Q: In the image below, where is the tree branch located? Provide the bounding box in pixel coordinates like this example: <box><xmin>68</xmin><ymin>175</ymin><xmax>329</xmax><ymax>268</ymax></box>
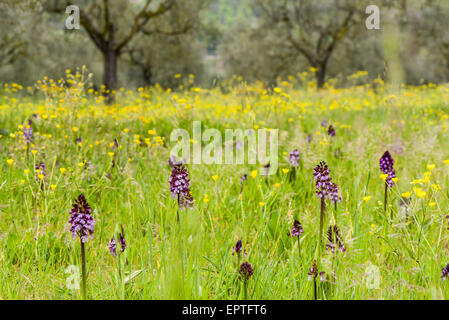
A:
<box><xmin>102</xmin><ymin>0</ymin><xmax>110</xmax><ymax>36</ymax></box>
<box><xmin>45</xmin><ymin>1</ymin><xmax>106</xmax><ymax>51</ymax></box>
<box><xmin>116</xmin><ymin>0</ymin><xmax>174</xmax><ymax>53</ymax></box>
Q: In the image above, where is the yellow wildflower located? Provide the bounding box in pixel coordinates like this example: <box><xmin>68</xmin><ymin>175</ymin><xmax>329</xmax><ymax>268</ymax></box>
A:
<box><xmin>401</xmin><ymin>191</ymin><xmax>412</xmax><ymax>198</ymax></box>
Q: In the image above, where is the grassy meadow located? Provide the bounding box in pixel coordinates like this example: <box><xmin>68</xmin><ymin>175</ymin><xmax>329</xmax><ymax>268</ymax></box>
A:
<box><xmin>1</xmin><ymin>69</ymin><xmax>449</xmax><ymax>299</ymax></box>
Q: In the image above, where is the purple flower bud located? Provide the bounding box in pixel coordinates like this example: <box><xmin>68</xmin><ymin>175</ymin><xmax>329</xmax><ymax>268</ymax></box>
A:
<box><xmin>329</xmin><ymin>182</ymin><xmax>342</xmax><ymax>203</ymax></box>
<box><xmin>321</xmin><ymin>118</ymin><xmax>328</xmax><ymax>128</ymax></box>
<box><xmin>313</xmin><ymin>161</ymin><xmax>341</xmax><ymax>201</ymax></box>
<box><xmin>319</xmin><ymin>272</ymin><xmax>326</xmax><ymax>282</ymax></box>
<box><xmin>327</xmin><ymin>125</ymin><xmax>336</xmax><ymax>137</ymax></box>
<box><xmin>23</xmin><ymin>126</ymin><xmax>33</xmax><ymax>144</ymax></box>
<box><xmin>119</xmin><ymin>233</ymin><xmax>126</xmax><ymax>252</ymax></box>
<box><xmin>289</xmin><ymin>150</ymin><xmax>300</xmax><ymax>167</ymax></box>
<box><xmin>169</xmin><ymin>161</ymin><xmax>194</xmax><ymax>208</ymax></box>
<box><xmin>239</xmin><ymin>262</ymin><xmax>254</xmax><ymax>281</ymax></box>
<box><xmin>441</xmin><ymin>263</ymin><xmax>449</xmax><ymax>280</ymax></box>
<box><xmin>109</xmin><ymin>238</ymin><xmax>117</xmax><ymax>257</ymax></box>
<box><xmin>168</xmin><ymin>155</ymin><xmax>182</xmax><ymax>167</ymax></box>
<box><xmin>326</xmin><ymin>225</ymin><xmax>346</xmax><ymax>253</ymax></box>
<box><xmin>307</xmin><ymin>260</ymin><xmax>325</xmax><ymax>281</ymax></box>
<box><xmin>289</xmin><ymin>219</ymin><xmax>303</xmax><ymax>237</ymax></box>
<box><xmin>69</xmin><ymin>194</ymin><xmax>95</xmax><ymax>243</ymax></box>
<box><xmin>313</xmin><ymin>161</ymin><xmax>333</xmax><ymax>199</ymax></box>
<box><xmin>307</xmin><ymin>134</ymin><xmax>312</xmax><ymax>143</ymax></box>
<box><xmin>232</xmin><ymin>240</ymin><xmax>244</xmax><ymax>256</ymax></box>
<box><xmin>380</xmin><ymin>151</ymin><xmax>396</xmax><ymax>188</ymax></box>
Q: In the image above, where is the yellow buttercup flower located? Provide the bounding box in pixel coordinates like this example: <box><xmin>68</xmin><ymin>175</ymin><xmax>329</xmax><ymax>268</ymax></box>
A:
<box><xmin>50</xmin><ymin>184</ymin><xmax>56</xmax><ymax>190</ymax></box>
<box><xmin>427</xmin><ymin>164</ymin><xmax>435</xmax><ymax>171</ymax></box>
<box><xmin>363</xmin><ymin>196</ymin><xmax>371</xmax><ymax>202</ymax></box>
<box><xmin>429</xmin><ymin>202</ymin><xmax>436</xmax><ymax>207</ymax></box>
<box><xmin>282</xmin><ymin>168</ymin><xmax>289</xmax><ymax>174</ymax></box>
<box><xmin>6</xmin><ymin>159</ymin><xmax>14</xmax><ymax>166</ymax></box>
<box><xmin>60</xmin><ymin>168</ymin><xmax>67</xmax><ymax>174</ymax></box>
<box><xmin>379</xmin><ymin>173</ymin><xmax>388</xmax><ymax>181</ymax></box>
<box><xmin>416</xmin><ymin>190</ymin><xmax>426</xmax><ymax>199</ymax></box>
<box><xmin>401</xmin><ymin>191</ymin><xmax>412</xmax><ymax>198</ymax></box>
<box><xmin>250</xmin><ymin>170</ymin><xmax>258</xmax><ymax>178</ymax></box>
<box><xmin>24</xmin><ymin>169</ymin><xmax>30</xmax><ymax>175</ymax></box>
<box><xmin>211</xmin><ymin>175</ymin><xmax>218</xmax><ymax>181</ymax></box>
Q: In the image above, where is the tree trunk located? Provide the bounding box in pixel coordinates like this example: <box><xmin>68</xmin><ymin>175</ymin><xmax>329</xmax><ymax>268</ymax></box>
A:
<box><xmin>316</xmin><ymin>62</ymin><xmax>327</xmax><ymax>88</ymax></box>
<box><xmin>103</xmin><ymin>25</ymin><xmax>118</xmax><ymax>104</ymax></box>
<box><xmin>316</xmin><ymin>54</ymin><xmax>332</xmax><ymax>89</ymax></box>
<box><xmin>143</xmin><ymin>66</ymin><xmax>153</xmax><ymax>87</ymax></box>
<box><xmin>103</xmin><ymin>49</ymin><xmax>118</xmax><ymax>103</ymax></box>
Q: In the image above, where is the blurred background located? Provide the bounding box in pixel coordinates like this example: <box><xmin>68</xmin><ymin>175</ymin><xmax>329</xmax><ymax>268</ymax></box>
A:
<box><xmin>1</xmin><ymin>0</ymin><xmax>449</xmax><ymax>90</ymax></box>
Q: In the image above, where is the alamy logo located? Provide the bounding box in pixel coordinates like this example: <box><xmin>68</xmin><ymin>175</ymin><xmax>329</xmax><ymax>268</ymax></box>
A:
<box><xmin>365</xmin><ymin>264</ymin><xmax>381</xmax><ymax>289</ymax></box>
<box><xmin>170</xmin><ymin>121</ymin><xmax>279</xmax><ymax>174</ymax></box>
<box><xmin>365</xmin><ymin>5</ymin><xmax>380</xmax><ymax>30</ymax></box>
<box><xmin>65</xmin><ymin>265</ymin><xmax>80</xmax><ymax>290</ymax></box>
<box><xmin>65</xmin><ymin>5</ymin><xmax>80</xmax><ymax>30</ymax></box>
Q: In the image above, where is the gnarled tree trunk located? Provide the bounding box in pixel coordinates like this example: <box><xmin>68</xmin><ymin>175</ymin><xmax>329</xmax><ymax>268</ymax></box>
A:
<box><xmin>102</xmin><ymin>25</ymin><xmax>118</xmax><ymax>103</ymax></box>
<box><xmin>315</xmin><ymin>59</ymin><xmax>329</xmax><ymax>89</ymax></box>
<box><xmin>103</xmin><ymin>49</ymin><xmax>118</xmax><ymax>98</ymax></box>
